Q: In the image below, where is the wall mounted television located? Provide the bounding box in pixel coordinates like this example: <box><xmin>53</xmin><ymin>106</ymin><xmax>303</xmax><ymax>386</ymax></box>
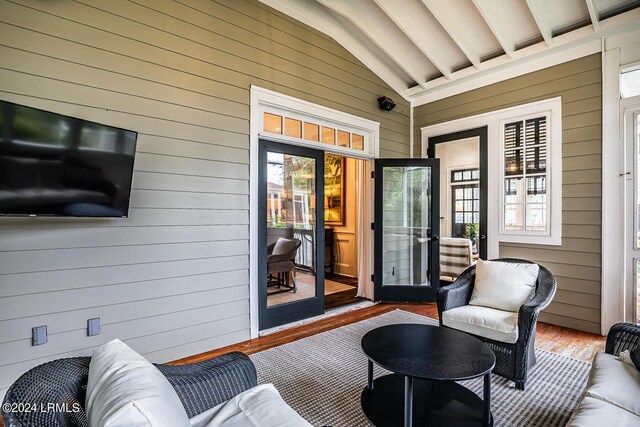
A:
<box><xmin>0</xmin><ymin>100</ymin><xmax>138</xmax><ymax>217</ymax></box>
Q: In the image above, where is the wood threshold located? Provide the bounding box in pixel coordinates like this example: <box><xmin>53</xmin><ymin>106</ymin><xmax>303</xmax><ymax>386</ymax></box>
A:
<box><xmin>171</xmin><ymin>302</ymin><xmax>605</xmax><ymax>365</ymax></box>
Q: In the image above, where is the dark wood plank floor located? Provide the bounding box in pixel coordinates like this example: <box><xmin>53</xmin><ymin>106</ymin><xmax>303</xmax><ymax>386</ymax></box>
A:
<box><xmin>171</xmin><ymin>302</ymin><xmax>605</xmax><ymax>365</ymax></box>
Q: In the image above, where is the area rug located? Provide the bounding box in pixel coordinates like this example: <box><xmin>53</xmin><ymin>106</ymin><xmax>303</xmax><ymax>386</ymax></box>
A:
<box><xmin>250</xmin><ymin>309</ymin><xmax>591</xmax><ymax>427</ymax></box>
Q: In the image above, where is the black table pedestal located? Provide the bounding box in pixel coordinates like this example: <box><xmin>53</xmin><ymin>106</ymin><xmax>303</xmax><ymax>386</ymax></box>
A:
<box><xmin>361</xmin><ymin>374</ymin><xmax>493</xmax><ymax>427</ymax></box>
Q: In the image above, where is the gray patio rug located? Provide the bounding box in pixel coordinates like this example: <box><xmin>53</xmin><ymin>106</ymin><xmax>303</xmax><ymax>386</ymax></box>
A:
<box><xmin>250</xmin><ymin>309</ymin><xmax>590</xmax><ymax>427</ymax></box>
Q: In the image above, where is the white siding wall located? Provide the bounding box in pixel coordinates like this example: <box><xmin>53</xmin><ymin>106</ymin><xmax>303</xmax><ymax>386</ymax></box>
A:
<box><xmin>0</xmin><ymin>0</ymin><xmax>410</xmax><ymax>397</ymax></box>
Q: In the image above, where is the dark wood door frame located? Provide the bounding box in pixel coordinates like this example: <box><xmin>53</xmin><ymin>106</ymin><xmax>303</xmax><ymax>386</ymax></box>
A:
<box><xmin>258</xmin><ymin>140</ymin><xmax>325</xmax><ymax>330</ymax></box>
<box><xmin>427</xmin><ymin>127</ymin><xmax>488</xmax><ymax>259</ymax></box>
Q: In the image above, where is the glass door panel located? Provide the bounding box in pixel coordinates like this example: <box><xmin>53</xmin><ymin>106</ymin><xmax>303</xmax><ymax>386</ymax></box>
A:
<box><xmin>374</xmin><ymin>159</ymin><xmax>440</xmax><ymax>302</ymax></box>
<box><xmin>259</xmin><ymin>140</ymin><xmax>324</xmax><ymax>330</ymax></box>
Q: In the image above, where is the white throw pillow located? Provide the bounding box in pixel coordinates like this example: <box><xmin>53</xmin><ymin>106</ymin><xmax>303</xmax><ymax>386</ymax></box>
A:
<box><xmin>469</xmin><ymin>259</ymin><xmax>539</xmax><ymax>312</ymax></box>
<box><xmin>86</xmin><ymin>339</ymin><xmax>191</xmax><ymax>427</ymax></box>
<box><xmin>189</xmin><ymin>384</ymin><xmax>311</xmax><ymax>427</ymax></box>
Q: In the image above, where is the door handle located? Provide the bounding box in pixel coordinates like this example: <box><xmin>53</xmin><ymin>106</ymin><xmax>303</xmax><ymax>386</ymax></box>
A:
<box><xmin>480</xmin><ymin>235</ymin><xmax>486</xmax><ymax>240</ymax></box>
<box><xmin>432</xmin><ymin>236</ymin><xmax>439</xmax><ymax>241</ymax></box>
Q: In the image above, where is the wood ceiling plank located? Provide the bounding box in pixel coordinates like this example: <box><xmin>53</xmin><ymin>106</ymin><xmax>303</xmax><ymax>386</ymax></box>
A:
<box><xmin>316</xmin><ymin>0</ymin><xmax>432</xmax><ymax>87</ymax></box>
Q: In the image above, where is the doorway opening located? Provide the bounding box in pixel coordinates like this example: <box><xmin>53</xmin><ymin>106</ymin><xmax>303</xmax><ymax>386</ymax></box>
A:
<box><xmin>428</xmin><ymin>127</ymin><xmax>488</xmax><ymax>283</ymax></box>
<box><xmin>260</xmin><ymin>139</ymin><xmax>367</xmax><ymax>329</ymax></box>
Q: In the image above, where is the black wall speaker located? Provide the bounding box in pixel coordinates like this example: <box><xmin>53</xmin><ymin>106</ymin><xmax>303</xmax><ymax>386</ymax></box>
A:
<box><xmin>377</xmin><ymin>96</ymin><xmax>397</xmax><ymax>111</ymax></box>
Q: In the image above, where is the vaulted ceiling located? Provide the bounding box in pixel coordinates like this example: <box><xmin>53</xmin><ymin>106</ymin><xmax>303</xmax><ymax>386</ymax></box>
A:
<box><xmin>259</xmin><ymin>0</ymin><xmax>640</xmax><ymax>104</ymax></box>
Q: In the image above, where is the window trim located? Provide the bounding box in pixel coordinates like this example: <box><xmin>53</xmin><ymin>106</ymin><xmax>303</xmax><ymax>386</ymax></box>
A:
<box><xmin>499</xmin><ymin>111</ymin><xmax>552</xmax><ymax>239</ymax></box>
<box><xmin>498</xmin><ymin>105</ymin><xmax>561</xmax><ymax>245</ymax></box>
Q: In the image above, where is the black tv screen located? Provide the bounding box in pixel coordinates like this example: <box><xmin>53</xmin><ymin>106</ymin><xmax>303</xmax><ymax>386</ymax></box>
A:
<box><xmin>0</xmin><ymin>100</ymin><xmax>137</xmax><ymax>217</ymax></box>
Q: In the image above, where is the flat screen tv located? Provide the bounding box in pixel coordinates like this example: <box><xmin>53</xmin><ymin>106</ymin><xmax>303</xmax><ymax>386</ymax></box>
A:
<box><xmin>0</xmin><ymin>100</ymin><xmax>137</xmax><ymax>217</ymax></box>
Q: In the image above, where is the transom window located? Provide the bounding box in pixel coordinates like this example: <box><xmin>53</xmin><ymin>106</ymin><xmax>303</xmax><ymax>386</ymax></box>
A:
<box><xmin>263</xmin><ymin>112</ymin><xmax>366</xmax><ymax>153</ymax></box>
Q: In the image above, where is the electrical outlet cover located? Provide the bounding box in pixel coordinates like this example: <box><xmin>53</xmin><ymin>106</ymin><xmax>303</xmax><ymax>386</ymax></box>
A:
<box><xmin>32</xmin><ymin>325</ymin><xmax>47</xmax><ymax>346</ymax></box>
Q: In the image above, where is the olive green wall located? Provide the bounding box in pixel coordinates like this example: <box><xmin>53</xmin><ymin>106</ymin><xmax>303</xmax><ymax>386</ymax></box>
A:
<box><xmin>0</xmin><ymin>0</ymin><xmax>409</xmax><ymax>397</ymax></box>
<box><xmin>414</xmin><ymin>54</ymin><xmax>602</xmax><ymax>334</ymax></box>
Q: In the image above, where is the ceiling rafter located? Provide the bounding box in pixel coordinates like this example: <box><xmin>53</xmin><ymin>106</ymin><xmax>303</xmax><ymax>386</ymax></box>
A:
<box><xmin>585</xmin><ymin>0</ymin><xmax>601</xmax><ymax>31</ymax></box>
<box><xmin>420</xmin><ymin>0</ymin><xmax>481</xmax><ymax>69</ymax></box>
<box><xmin>372</xmin><ymin>0</ymin><xmax>452</xmax><ymax>80</ymax></box>
<box><xmin>471</xmin><ymin>0</ymin><xmax>516</xmax><ymax>58</ymax></box>
<box><xmin>257</xmin><ymin>0</ymin><xmax>412</xmax><ymax>100</ymax></box>
<box><xmin>525</xmin><ymin>0</ymin><xmax>554</xmax><ymax>46</ymax></box>
<box><xmin>315</xmin><ymin>0</ymin><xmax>430</xmax><ymax>88</ymax></box>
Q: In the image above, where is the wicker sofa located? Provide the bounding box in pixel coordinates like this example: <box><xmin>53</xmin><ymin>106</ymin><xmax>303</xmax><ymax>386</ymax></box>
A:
<box><xmin>1</xmin><ymin>351</ymin><xmax>257</xmax><ymax>427</ymax></box>
<box><xmin>566</xmin><ymin>323</ymin><xmax>640</xmax><ymax>426</ymax></box>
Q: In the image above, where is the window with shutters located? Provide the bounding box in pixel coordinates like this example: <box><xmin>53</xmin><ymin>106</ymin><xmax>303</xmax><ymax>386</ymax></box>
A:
<box><xmin>500</xmin><ymin>111</ymin><xmax>556</xmax><ymax>242</ymax></box>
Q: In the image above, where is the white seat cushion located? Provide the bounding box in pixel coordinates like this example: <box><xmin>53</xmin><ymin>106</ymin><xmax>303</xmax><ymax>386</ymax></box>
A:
<box><xmin>442</xmin><ymin>305</ymin><xmax>519</xmax><ymax>344</ymax></box>
<box><xmin>189</xmin><ymin>384</ymin><xmax>311</xmax><ymax>427</ymax></box>
<box><xmin>469</xmin><ymin>259</ymin><xmax>539</xmax><ymax>312</ymax></box>
<box><xmin>86</xmin><ymin>339</ymin><xmax>191</xmax><ymax>427</ymax></box>
<box><xmin>565</xmin><ymin>396</ymin><xmax>640</xmax><ymax>427</ymax></box>
<box><xmin>584</xmin><ymin>352</ymin><xmax>640</xmax><ymax>417</ymax></box>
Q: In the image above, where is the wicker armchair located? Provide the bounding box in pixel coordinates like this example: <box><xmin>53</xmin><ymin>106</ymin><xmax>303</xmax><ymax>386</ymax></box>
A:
<box><xmin>1</xmin><ymin>351</ymin><xmax>257</xmax><ymax>427</ymax></box>
<box><xmin>436</xmin><ymin>258</ymin><xmax>557</xmax><ymax>391</ymax></box>
<box><xmin>605</xmin><ymin>322</ymin><xmax>640</xmax><ymax>356</ymax></box>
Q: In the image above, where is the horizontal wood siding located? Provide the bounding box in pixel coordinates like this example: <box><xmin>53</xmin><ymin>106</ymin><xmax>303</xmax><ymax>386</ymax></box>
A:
<box><xmin>0</xmin><ymin>0</ymin><xmax>409</xmax><ymax>396</ymax></box>
<box><xmin>414</xmin><ymin>54</ymin><xmax>602</xmax><ymax>334</ymax></box>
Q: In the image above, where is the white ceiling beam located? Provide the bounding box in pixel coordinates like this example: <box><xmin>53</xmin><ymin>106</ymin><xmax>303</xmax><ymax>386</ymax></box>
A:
<box><xmin>256</xmin><ymin>0</ymin><xmax>412</xmax><ymax>100</ymax></box>
<box><xmin>315</xmin><ymin>0</ymin><xmax>430</xmax><ymax>88</ymax></box>
<box><xmin>420</xmin><ymin>0</ymin><xmax>481</xmax><ymax>69</ymax></box>
<box><xmin>411</xmin><ymin>8</ymin><xmax>640</xmax><ymax>104</ymax></box>
<box><xmin>373</xmin><ymin>0</ymin><xmax>452</xmax><ymax>79</ymax></box>
<box><xmin>585</xmin><ymin>0</ymin><xmax>601</xmax><ymax>31</ymax></box>
<box><xmin>525</xmin><ymin>0</ymin><xmax>554</xmax><ymax>46</ymax></box>
<box><xmin>471</xmin><ymin>0</ymin><xmax>516</xmax><ymax>57</ymax></box>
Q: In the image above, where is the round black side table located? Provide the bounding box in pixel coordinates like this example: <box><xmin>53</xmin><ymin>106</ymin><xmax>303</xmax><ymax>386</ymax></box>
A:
<box><xmin>361</xmin><ymin>323</ymin><xmax>495</xmax><ymax>427</ymax></box>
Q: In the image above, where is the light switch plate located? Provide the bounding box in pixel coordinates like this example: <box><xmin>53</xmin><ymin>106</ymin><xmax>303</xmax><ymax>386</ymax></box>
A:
<box><xmin>32</xmin><ymin>325</ymin><xmax>47</xmax><ymax>346</ymax></box>
<box><xmin>88</xmin><ymin>318</ymin><xmax>100</xmax><ymax>336</ymax></box>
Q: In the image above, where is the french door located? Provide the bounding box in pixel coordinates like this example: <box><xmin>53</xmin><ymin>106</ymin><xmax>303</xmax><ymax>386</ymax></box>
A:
<box><xmin>374</xmin><ymin>159</ymin><xmax>440</xmax><ymax>302</ymax></box>
<box><xmin>258</xmin><ymin>140</ymin><xmax>324</xmax><ymax>330</ymax></box>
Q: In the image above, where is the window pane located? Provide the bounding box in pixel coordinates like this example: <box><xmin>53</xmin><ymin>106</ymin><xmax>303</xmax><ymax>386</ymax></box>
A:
<box><xmin>352</xmin><ymin>133</ymin><xmax>364</xmax><ymax>150</ymax></box>
<box><xmin>473</xmin><ymin>200</ymin><xmax>480</xmax><ymax>211</ymax></box>
<box><xmin>473</xmin><ymin>187</ymin><xmax>479</xmax><ymax>199</ymax></box>
<box><xmin>455</xmin><ymin>188</ymin><xmax>464</xmax><ymax>199</ymax></box>
<box><xmin>526</xmin><ymin>204</ymin><xmax>547</xmax><ymax>232</ymax></box>
<box><xmin>527</xmin><ymin>176</ymin><xmax>546</xmax><ymax>203</ymax></box>
<box><xmin>504</xmin><ymin>121</ymin><xmax>523</xmax><ymax>149</ymax></box>
<box><xmin>526</xmin><ymin>145</ymin><xmax>547</xmax><ymax>174</ymax></box>
<box><xmin>454</xmin><ymin>171</ymin><xmax>462</xmax><ymax>181</ymax></box>
<box><xmin>472</xmin><ymin>170</ymin><xmax>480</xmax><ymax>180</ymax></box>
<box><xmin>464</xmin><ymin>213</ymin><xmax>473</xmax><ymax>223</ymax></box>
<box><xmin>464</xmin><ymin>200</ymin><xmax>472</xmax><ymax>211</ymax></box>
<box><xmin>505</xmin><ymin>149</ymin><xmax>523</xmax><ymax>176</ymax></box>
<box><xmin>464</xmin><ymin>188</ymin><xmax>473</xmax><ymax>199</ymax></box>
<box><xmin>463</xmin><ymin>170</ymin><xmax>471</xmax><ymax>180</ymax></box>
<box><xmin>455</xmin><ymin>213</ymin><xmax>464</xmax><ymax>223</ymax></box>
<box><xmin>264</xmin><ymin>113</ymin><xmax>282</xmax><ymax>134</ymax></box>
<box><xmin>505</xmin><ymin>178</ymin><xmax>523</xmax><ymax>204</ymax></box>
<box><xmin>284</xmin><ymin>117</ymin><xmax>302</xmax><ymax>138</ymax></box>
<box><xmin>505</xmin><ymin>204</ymin><xmax>524</xmax><ymax>231</ymax></box>
<box><xmin>455</xmin><ymin>201</ymin><xmax>463</xmax><ymax>211</ymax></box>
<box><xmin>620</xmin><ymin>68</ymin><xmax>640</xmax><ymax>98</ymax></box>
<box><xmin>304</xmin><ymin>122</ymin><xmax>319</xmax><ymax>142</ymax></box>
<box><xmin>473</xmin><ymin>213</ymin><xmax>480</xmax><ymax>223</ymax></box>
<box><xmin>321</xmin><ymin>127</ymin><xmax>335</xmax><ymax>145</ymax></box>
<box><xmin>337</xmin><ymin>130</ymin><xmax>350</xmax><ymax>147</ymax></box>
<box><xmin>525</xmin><ymin>117</ymin><xmax>546</xmax><ymax>146</ymax></box>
